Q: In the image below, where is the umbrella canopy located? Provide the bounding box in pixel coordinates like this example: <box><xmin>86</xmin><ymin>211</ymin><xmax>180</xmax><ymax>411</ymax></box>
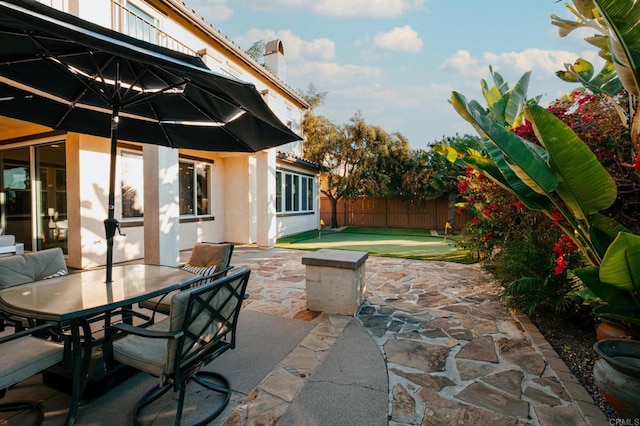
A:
<box><xmin>0</xmin><ymin>0</ymin><xmax>303</xmax><ymax>281</ymax></box>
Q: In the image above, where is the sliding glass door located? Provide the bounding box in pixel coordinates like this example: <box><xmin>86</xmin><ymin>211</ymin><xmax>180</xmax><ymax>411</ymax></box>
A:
<box><xmin>0</xmin><ymin>142</ymin><xmax>66</xmax><ymax>252</ymax></box>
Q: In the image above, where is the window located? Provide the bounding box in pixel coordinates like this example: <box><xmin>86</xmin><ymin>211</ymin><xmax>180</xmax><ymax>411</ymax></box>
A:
<box><xmin>124</xmin><ymin>1</ymin><xmax>157</xmax><ymax>44</ymax></box>
<box><xmin>121</xmin><ymin>150</ymin><xmax>144</xmax><ymax>218</ymax></box>
<box><xmin>276</xmin><ymin>170</ymin><xmax>314</xmax><ymax>213</ymax></box>
<box><xmin>179</xmin><ymin>160</ymin><xmax>211</xmax><ymax>216</ymax></box>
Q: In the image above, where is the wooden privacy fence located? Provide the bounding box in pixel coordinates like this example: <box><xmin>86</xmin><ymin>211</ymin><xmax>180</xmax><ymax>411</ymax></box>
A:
<box><xmin>320</xmin><ymin>196</ymin><xmax>472</xmax><ymax>232</ymax></box>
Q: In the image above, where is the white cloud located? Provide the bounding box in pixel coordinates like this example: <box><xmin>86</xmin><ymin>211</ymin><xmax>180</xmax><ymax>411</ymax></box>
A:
<box><xmin>440</xmin><ymin>50</ymin><xmax>486</xmax><ymax>81</ymax></box>
<box><xmin>441</xmin><ymin>48</ymin><xmax>604</xmax><ymax>86</ymax></box>
<box><xmin>234</xmin><ymin>29</ymin><xmax>335</xmax><ymax>62</ymax></box>
<box><xmin>374</xmin><ymin>26</ymin><xmax>423</xmax><ymax>53</ymax></box>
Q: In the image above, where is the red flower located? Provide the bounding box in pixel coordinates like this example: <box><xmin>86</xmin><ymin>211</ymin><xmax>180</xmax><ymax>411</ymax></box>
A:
<box><xmin>465</xmin><ymin>166</ymin><xmax>475</xmax><ymax>178</ymax></box>
<box><xmin>457</xmin><ymin>179</ymin><xmax>469</xmax><ymax>192</ymax></box>
<box><xmin>559</xmin><ymin>235</ymin><xmax>578</xmax><ymax>251</ymax></box>
<box><xmin>633</xmin><ymin>155</ymin><xmax>640</xmax><ymax>170</ymax></box>
<box><xmin>456</xmin><ymin>207</ymin><xmax>464</xmax><ymax>214</ymax></box>
<box><xmin>472</xmin><ymin>216</ymin><xmax>481</xmax><ymax>224</ymax></box>
<box><xmin>554</xmin><ymin>255</ymin><xmax>568</xmax><ymax>275</ymax></box>
<box><xmin>482</xmin><ymin>231</ymin><xmax>494</xmax><ymax>241</ymax></box>
<box><xmin>553</xmin><ymin>242</ymin><xmax>565</xmax><ymax>256</ymax></box>
<box><xmin>514</xmin><ymin>200</ymin><xmax>524</xmax><ymax>210</ymax></box>
<box><xmin>551</xmin><ymin>210</ymin><xmax>564</xmax><ymax>225</ymax></box>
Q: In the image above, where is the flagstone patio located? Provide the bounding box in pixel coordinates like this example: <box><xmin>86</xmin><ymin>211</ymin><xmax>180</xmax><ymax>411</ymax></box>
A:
<box><xmin>0</xmin><ymin>245</ymin><xmax>611</xmax><ymax>425</ymax></box>
<box><xmin>229</xmin><ymin>246</ymin><xmax>609</xmax><ymax>425</ymax></box>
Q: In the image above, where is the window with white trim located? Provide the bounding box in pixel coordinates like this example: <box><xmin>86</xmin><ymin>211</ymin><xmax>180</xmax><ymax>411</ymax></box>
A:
<box><xmin>179</xmin><ymin>160</ymin><xmax>211</xmax><ymax>216</ymax></box>
<box><xmin>276</xmin><ymin>170</ymin><xmax>313</xmax><ymax>213</ymax></box>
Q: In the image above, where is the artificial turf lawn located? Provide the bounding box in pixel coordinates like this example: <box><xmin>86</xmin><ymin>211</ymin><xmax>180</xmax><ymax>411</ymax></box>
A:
<box><xmin>276</xmin><ymin>227</ymin><xmax>476</xmax><ymax>263</ymax></box>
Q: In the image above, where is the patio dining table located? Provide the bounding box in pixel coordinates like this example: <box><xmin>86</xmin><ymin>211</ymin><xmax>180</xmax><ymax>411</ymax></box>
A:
<box><xmin>0</xmin><ymin>263</ymin><xmax>200</xmax><ymax>426</ymax></box>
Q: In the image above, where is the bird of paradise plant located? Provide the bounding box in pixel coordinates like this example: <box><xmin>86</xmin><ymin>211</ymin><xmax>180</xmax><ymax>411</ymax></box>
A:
<box><xmin>436</xmin><ymin>63</ymin><xmax>640</xmax><ymax>326</ymax></box>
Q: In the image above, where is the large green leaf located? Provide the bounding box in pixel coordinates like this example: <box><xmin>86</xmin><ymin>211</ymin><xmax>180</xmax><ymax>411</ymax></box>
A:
<box><xmin>489</xmin><ymin>94</ymin><xmax>508</xmax><ymax>126</ymax></box>
<box><xmin>524</xmin><ymin>104</ymin><xmax>617</xmax><ymax>220</ymax></box>
<box><xmin>451</xmin><ymin>92</ymin><xmax>558</xmax><ymax>197</ymax></box>
<box><xmin>482</xmin><ymin>140</ymin><xmax>551</xmax><ymax>210</ymax></box>
<box><xmin>593</xmin><ymin>305</ymin><xmax>640</xmax><ymax>325</ymax></box>
<box><xmin>504</xmin><ymin>71</ymin><xmax>531</xmax><ymax>127</ymax></box>
<box><xmin>594</xmin><ymin>0</ymin><xmax>640</xmax><ymax>96</ymax></box>
<box><xmin>475</xmin><ymin>140</ymin><xmax>550</xmax><ymax>210</ymax></box>
<box><xmin>575</xmin><ymin>266</ymin><xmax>638</xmax><ymax>309</ymax></box>
<box><xmin>600</xmin><ymin>232</ymin><xmax>640</xmax><ymax>291</ymax></box>
<box><xmin>590</xmin><ymin>213</ymin><xmax>632</xmax><ymax>257</ymax></box>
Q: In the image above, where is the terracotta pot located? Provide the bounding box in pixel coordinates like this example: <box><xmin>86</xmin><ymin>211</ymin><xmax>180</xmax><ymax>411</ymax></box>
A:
<box><xmin>593</xmin><ymin>339</ymin><xmax>640</xmax><ymax>418</ymax></box>
<box><xmin>595</xmin><ymin>319</ymin><xmax>629</xmax><ymax>341</ymax></box>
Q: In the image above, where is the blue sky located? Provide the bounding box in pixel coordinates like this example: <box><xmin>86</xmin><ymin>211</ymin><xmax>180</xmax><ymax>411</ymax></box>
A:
<box><xmin>183</xmin><ymin>0</ymin><xmax>603</xmax><ymax>150</ymax></box>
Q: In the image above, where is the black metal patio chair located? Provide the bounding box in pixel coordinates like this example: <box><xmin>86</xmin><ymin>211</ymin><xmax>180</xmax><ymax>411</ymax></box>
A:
<box><xmin>0</xmin><ymin>322</ymin><xmax>64</xmax><ymax>424</ymax></box>
<box><xmin>109</xmin><ymin>267</ymin><xmax>250</xmax><ymax>425</ymax></box>
<box><xmin>138</xmin><ymin>242</ymin><xmax>234</xmax><ymax>322</ymax></box>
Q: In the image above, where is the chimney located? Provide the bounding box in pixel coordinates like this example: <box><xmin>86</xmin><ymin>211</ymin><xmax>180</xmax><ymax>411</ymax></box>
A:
<box><xmin>264</xmin><ymin>39</ymin><xmax>286</xmax><ymax>81</ymax></box>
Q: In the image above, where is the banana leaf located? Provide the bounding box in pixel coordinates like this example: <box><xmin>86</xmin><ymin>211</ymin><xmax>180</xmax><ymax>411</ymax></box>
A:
<box><xmin>599</xmin><ymin>232</ymin><xmax>640</xmax><ymax>291</ymax></box>
<box><xmin>590</xmin><ymin>213</ymin><xmax>632</xmax><ymax>257</ymax></box>
<box><xmin>524</xmin><ymin>104</ymin><xmax>617</xmax><ymax>220</ymax></box>
<box><xmin>575</xmin><ymin>266</ymin><xmax>639</xmax><ymax>311</ymax></box>
<box><xmin>570</xmin><ymin>58</ymin><xmax>595</xmax><ymax>81</ymax></box>
<box><xmin>451</xmin><ymin>92</ymin><xmax>558</xmax><ymax>196</ymax></box>
<box><xmin>594</xmin><ymin>0</ymin><xmax>640</xmax><ymax>96</ymax></box>
<box><xmin>489</xmin><ymin>94</ymin><xmax>508</xmax><ymax>126</ymax></box>
<box><xmin>481</xmin><ymin>140</ymin><xmax>551</xmax><ymax>210</ymax></box>
<box><xmin>504</xmin><ymin>71</ymin><xmax>531</xmax><ymax>128</ymax></box>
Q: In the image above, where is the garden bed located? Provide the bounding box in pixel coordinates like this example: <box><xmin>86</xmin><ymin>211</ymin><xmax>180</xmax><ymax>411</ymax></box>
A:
<box><xmin>530</xmin><ymin>313</ymin><xmax>617</xmax><ymax>420</ymax></box>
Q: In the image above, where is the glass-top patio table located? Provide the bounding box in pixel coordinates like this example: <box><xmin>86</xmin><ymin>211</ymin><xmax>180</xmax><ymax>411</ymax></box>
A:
<box><xmin>0</xmin><ymin>263</ymin><xmax>200</xmax><ymax>426</ymax></box>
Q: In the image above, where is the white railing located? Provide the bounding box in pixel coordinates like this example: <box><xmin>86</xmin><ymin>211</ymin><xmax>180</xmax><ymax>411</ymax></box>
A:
<box><xmin>112</xmin><ymin>1</ymin><xmax>196</xmax><ymax>56</ymax></box>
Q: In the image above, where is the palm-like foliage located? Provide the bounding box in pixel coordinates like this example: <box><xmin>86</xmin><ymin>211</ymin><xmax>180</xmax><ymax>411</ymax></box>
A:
<box><xmin>445</xmin><ymin>65</ymin><xmax>640</xmax><ymax>324</ymax></box>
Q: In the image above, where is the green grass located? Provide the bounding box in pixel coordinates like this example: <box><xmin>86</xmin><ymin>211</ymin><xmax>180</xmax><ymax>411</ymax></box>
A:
<box><xmin>276</xmin><ymin>227</ymin><xmax>477</xmax><ymax>264</ymax></box>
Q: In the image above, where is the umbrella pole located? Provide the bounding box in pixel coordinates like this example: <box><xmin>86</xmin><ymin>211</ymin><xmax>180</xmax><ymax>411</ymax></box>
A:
<box><xmin>104</xmin><ymin>104</ymin><xmax>120</xmax><ymax>283</ymax></box>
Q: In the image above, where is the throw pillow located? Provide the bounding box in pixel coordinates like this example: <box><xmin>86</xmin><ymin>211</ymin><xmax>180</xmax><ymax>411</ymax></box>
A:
<box><xmin>182</xmin><ymin>264</ymin><xmax>217</xmax><ymax>282</ymax></box>
<box><xmin>43</xmin><ymin>269</ymin><xmax>68</xmax><ymax>279</ymax></box>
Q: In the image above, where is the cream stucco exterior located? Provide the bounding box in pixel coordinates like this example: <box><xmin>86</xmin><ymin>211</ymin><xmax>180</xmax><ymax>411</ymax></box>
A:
<box><xmin>0</xmin><ymin>0</ymin><xmax>318</xmax><ymax>270</ymax></box>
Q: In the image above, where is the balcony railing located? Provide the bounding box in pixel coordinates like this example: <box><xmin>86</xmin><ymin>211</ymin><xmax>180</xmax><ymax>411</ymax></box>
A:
<box><xmin>112</xmin><ymin>1</ymin><xmax>196</xmax><ymax>56</ymax></box>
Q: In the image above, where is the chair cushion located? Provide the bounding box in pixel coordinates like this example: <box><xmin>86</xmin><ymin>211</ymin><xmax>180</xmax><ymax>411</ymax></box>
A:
<box><xmin>187</xmin><ymin>243</ymin><xmax>232</xmax><ymax>271</ymax></box>
<box><xmin>0</xmin><ymin>248</ymin><xmax>67</xmax><ymax>288</ymax></box>
<box><xmin>167</xmin><ymin>286</ymin><xmax>225</xmax><ymax>372</ymax></box>
<box><xmin>112</xmin><ymin>319</ymin><xmax>171</xmax><ymax>377</ymax></box>
<box><xmin>138</xmin><ymin>263</ymin><xmax>217</xmax><ymax>313</ymax></box>
<box><xmin>0</xmin><ymin>336</ymin><xmax>63</xmax><ymax>390</ymax></box>
<box><xmin>138</xmin><ymin>289</ymin><xmax>179</xmax><ymax>314</ymax></box>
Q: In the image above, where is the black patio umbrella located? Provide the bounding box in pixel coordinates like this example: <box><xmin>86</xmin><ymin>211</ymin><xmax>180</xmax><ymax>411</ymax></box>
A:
<box><xmin>0</xmin><ymin>0</ymin><xmax>302</xmax><ymax>282</ymax></box>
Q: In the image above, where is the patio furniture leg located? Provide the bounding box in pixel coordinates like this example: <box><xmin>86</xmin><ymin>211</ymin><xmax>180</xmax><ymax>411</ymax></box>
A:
<box><xmin>64</xmin><ymin>318</ymin><xmax>93</xmax><ymax>426</ymax></box>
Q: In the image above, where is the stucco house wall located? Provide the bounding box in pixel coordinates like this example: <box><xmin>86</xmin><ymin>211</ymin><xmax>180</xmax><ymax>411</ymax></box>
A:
<box><xmin>0</xmin><ymin>0</ymin><xmax>314</xmax><ymax>270</ymax></box>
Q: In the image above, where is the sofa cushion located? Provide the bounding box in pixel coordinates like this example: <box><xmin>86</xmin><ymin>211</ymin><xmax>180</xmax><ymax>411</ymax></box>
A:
<box><xmin>0</xmin><ymin>248</ymin><xmax>68</xmax><ymax>288</ymax></box>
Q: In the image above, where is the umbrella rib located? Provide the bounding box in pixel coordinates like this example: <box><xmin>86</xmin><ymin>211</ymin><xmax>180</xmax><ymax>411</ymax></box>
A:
<box><xmin>25</xmin><ymin>31</ymin><xmax>113</xmax><ymax>106</ymax></box>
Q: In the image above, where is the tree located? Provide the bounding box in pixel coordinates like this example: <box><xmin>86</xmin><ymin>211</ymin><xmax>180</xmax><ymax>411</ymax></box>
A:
<box><xmin>303</xmin><ymin>111</ymin><xmax>394</xmax><ymax>228</ymax></box>
<box><xmin>399</xmin><ymin>136</ymin><xmax>475</xmax><ymax>232</ymax></box>
<box><xmin>245</xmin><ymin>40</ymin><xmax>265</xmax><ymax>65</ymax></box>
<box><xmin>300</xmin><ymin>82</ymin><xmax>327</xmax><ymax>110</ymax></box>
<box><xmin>362</xmin><ymin>131</ymin><xmax>411</xmax><ymax>197</ymax></box>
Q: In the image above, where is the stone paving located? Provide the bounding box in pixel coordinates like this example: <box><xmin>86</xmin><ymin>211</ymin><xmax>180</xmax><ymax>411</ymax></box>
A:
<box><xmin>220</xmin><ymin>246</ymin><xmax>609</xmax><ymax>425</ymax></box>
